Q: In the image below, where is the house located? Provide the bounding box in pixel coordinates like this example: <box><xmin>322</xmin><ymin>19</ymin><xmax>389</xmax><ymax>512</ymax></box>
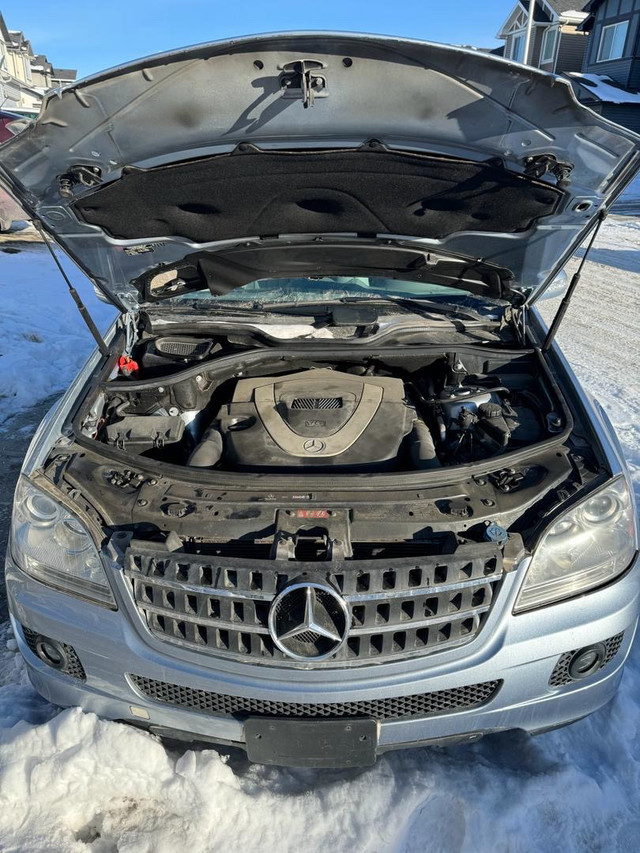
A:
<box><xmin>0</xmin><ymin>17</ymin><xmax>42</xmax><ymax>114</ymax></box>
<box><xmin>567</xmin><ymin>0</ymin><xmax>640</xmax><ymax>132</ymax></box>
<box><xmin>30</xmin><ymin>53</ymin><xmax>54</xmax><ymax>90</ymax></box>
<box><xmin>0</xmin><ymin>12</ymin><xmax>77</xmax><ymax>116</ymax></box>
<box><xmin>51</xmin><ymin>68</ymin><xmax>77</xmax><ymax>88</ymax></box>
<box><xmin>496</xmin><ymin>1</ymin><xmax>589</xmax><ymax>72</ymax></box>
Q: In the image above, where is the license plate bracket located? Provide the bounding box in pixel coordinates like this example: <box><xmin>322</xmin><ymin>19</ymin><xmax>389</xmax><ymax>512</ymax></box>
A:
<box><xmin>244</xmin><ymin>717</ymin><xmax>378</xmax><ymax>768</ymax></box>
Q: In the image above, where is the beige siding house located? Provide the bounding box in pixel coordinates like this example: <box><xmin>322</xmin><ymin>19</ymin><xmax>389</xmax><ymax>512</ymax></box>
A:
<box><xmin>0</xmin><ymin>12</ymin><xmax>77</xmax><ymax>116</ymax></box>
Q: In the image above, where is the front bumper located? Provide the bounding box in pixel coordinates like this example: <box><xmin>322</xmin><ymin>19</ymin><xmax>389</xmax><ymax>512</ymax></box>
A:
<box><xmin>6</xmin><ymin>553</ymin><xmax>639</xmax><ymax>764</ymax></box>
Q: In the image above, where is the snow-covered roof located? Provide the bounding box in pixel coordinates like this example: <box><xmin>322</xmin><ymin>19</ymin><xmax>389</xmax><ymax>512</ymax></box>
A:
<box><xmin>567</xmin><ymin>73</ymin><xmax>640</xmax><ymax>105</ymax></box>
<box><xmin>562</xmin><ymin>10</ymin><xmax>589</xmax><ymax>24</ymax></box>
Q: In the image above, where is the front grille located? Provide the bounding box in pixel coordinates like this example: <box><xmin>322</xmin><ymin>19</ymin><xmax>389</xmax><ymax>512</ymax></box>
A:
<box><xmin>129</xmin><ymin>674</ymin><xmax>501</xmax><ymax>720</ymax></box>
<box><xmin>21</xmin><ymin>625</ymin><xmax>86</xmax><ymax>681</ymax></box>
<box><xmin>291</xmin><ymin>397</ymin><xmax>343</xmax><ymax>409</ymax></box>
<box><xmin>125</xmin><ymin>543</ymin><xmax>504</xmax><ymax>667</ymax></box>
<box><xmin>549</xmin><ymin>633</ymin><xmax>624</xmax><ymax>687</ymax></box>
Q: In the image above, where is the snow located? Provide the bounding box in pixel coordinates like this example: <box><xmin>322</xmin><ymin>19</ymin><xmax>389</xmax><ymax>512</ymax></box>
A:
<box><xmin>0</xmin><ymin>216</ymin><xmax>638</xmax><ymax>851</ymax></box>
<box><xmin>614</xmin><ymin>174</ymin><xmax>640</xmax><ymax>214</ymax></box>
<box><xmin>0</xmin><ymin>236</ymin><xmax>115</xmax><ymax>424</ymax></box>
<box><xmin>252</xmin><ymin>323</ymin><xmax>334</xmax><ymax>338</ymax></box>
<box><xmin>567</xmin><ymin>73</ymin><xmax>640</xmax><ymax>105</ymax></box>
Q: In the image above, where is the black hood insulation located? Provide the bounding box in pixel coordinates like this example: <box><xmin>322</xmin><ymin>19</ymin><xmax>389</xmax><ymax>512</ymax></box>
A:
<box><xmin>73</xmin><ymin>147</ymin><xmax>562</xmax><ymax>244</ymax></box>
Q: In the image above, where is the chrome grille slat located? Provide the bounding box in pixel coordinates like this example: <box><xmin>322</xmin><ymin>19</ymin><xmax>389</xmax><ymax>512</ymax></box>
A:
<box><xmin>140</xmin><ymin>602</ymin><xmax>268</xmax><ymax>633</ymax></box>
<box><xmin>125</xmin><ymin>545</ymin><xmax>504</xmax><ymax>667</ymax></box>
<box><xmin>349</xmin><ymin>605</ymin><xmax>491</xmax><ymax>635</ymax></box>
<box><xmin>344</xmin><ymin>574</ymin><xmax>500</xmax><ymax>601</ymax></box>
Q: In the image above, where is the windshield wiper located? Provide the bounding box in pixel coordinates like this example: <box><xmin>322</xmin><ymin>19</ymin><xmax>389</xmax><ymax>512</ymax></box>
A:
<box><xmin>337</xmin><ymin>296</ymin><xmax>488</xmax><ymax>322</ymax></box>
<box><xmin>155</xmin><ymin>301</ymin><xmax>284</xmax><ymax>313</ymax></box>
<box><xmin>157</xmin><ymin>295</ymin><xmax>495</xmax><ymax>324</ymax></box>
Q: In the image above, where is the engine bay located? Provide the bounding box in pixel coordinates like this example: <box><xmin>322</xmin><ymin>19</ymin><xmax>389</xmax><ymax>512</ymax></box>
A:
<box><xmin>82</xmin><ymin>336</ymin><xmax>569</xmax><ymax>476</ymax></box>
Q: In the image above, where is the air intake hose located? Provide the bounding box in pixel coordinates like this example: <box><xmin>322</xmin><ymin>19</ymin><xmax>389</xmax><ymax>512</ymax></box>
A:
<box><xmin>409</xmin><ymin>420</ymin><xmax>441</xmax><ymax>469</ymax></box>
<box><xmin>187</xmin><ymin>427</ymin><xmax>223</xmax><ymax>467</ymax></box>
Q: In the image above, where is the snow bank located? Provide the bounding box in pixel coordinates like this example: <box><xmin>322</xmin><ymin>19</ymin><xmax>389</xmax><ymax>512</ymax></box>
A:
<box><xmin>0</xmin><ymin>240</ymin><xmax>115</xmax><ymax>423</ymax></box>
<box><xmin>1</xmin><ymin>634</ymin><xmax>640</xmax><ymax>852</ymax></box>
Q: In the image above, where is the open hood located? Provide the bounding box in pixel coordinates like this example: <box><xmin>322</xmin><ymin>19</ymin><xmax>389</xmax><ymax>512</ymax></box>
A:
<box><xmin>0</xmin><ymin>32</ymin><xmax>638</xmax><ymax>311</ymax></box>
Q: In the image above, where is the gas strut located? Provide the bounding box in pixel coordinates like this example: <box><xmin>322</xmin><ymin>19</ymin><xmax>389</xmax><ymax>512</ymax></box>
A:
<box><xmin>36</xmin><ymin>225</ymin><xmax>110</xmax><ymax>357</ymax></box>
<box><xmin>542</xmin><ymin>211</ymin><xmax>606</xmax><ymax>353</ymax></box>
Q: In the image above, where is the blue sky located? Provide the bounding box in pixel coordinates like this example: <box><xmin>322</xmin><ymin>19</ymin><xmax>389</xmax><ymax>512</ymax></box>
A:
<box><xmin>2</xmin><ymin>0</ymin><xmax>506</xmax><ymax>78</ymax></box>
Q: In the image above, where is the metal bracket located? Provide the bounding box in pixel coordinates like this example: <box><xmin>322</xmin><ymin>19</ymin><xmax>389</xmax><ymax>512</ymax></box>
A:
<box><xmin>279</xmin><ymin>59</ymin><xmax>327</xmax><ymax>108</ymax></box>
<box><xmin>489</xmin><ymin>468</ymin><xmax>525</xmax><ymax>493</ymax></box>
<box><xmin>271</xmin><ymin>508</ymin><xmax>352</xmax><ymax>560</ymax></box>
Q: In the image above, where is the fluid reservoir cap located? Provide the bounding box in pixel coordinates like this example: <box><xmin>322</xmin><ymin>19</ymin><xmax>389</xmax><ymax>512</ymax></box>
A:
<box><xmin>484</xmin><ymin>521</ymin><xmax>509</xmax><ymax>547</ymax></box>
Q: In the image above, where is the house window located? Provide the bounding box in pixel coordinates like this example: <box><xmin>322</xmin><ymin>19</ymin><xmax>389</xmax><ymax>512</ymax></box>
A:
<box><xmin>22</xmin><ymin>55</ymin><xmax>32</xmax><ymax>81</ymax></box>
<box><xmin>541</xmin><ymin>28</ymin><xmax>558</xmax><ymax>64</ymax></box>
<box><xmin>512</xmin><ymin>34</ymin><xmax>525</xmax><ymax>62</ymax></box>
<box><xmin>597</xmin><ymin>20</ymin><xmax>629</xmax><ymax>62</ymax></box>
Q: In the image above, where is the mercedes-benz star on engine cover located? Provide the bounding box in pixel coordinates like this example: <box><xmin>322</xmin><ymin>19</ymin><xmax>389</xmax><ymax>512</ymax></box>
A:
<box><xmin>1</xmin><ymin>32</ymin><xmax>638</xmax><ymax>768</ymax></box>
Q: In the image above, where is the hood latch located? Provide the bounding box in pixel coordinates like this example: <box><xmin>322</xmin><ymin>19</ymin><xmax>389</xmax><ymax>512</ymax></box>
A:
<box><xmin>280</xmin><ymin>59</ymin><xmax>327</xmax><ymax>108</ymax></box>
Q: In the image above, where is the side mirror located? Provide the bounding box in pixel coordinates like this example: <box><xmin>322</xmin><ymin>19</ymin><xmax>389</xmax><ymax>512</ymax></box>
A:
<box><xmin>92</xmin><ymin>284</ymin><xmax>113</xmax><ymax>304</ymax></box>
<box><xmin>539</xmin><ymin>269</ymin><xmax>569</xmax><ymax>301</ymax></box>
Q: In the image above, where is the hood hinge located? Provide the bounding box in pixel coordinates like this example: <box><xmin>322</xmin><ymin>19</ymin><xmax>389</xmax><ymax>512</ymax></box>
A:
<box><xmin>523</xmin><ymin>154</ymin><xmax>573</xmax><ymax>188</ymax></box>
<box><xmin>501</xmin><ymin>305</ymin><xmax>526</xmax><ymax>343</ymax></box>
<box><xmin>58</xmin><ymin>164</ymin><xmax>102</xmax><ymax>199</ymax></box>
<box><xmin>122</xmin><ymin>311</ymin><xmax>139</xmax><ymax>356</ymax></box>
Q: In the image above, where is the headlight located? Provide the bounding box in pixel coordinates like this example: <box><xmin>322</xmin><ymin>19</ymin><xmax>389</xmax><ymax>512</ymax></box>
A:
<box><xmin>10</xmin><ymin>478</ymin><xmax>115</xmax><ymax>608</ymax></box>
<box><xmin>515</xmin><ymin>478</ymin><xmax>637</xmax><ymax>612</ymax></box>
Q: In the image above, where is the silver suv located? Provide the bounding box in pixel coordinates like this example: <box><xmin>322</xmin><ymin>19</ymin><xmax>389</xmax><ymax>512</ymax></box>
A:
<box><xmin>1</xmin><ymin>33</ymin><xmax>638</xmax><ymax>768</ymax></box>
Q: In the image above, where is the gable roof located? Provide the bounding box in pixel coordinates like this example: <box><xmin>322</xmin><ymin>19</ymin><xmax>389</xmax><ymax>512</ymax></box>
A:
<box><xmin>52</xmin><ymin>68</ymin><xmax>77</xmax><ymax>80</ymax></box>
<box><xmin>0</xmin><ymin>13</ymin><xmax>11</xmax><ymax>43</ymax></box>
<box><xmin>32</xmin><ymin>54</ymin><xmax>53</xmax><ymax>73</ymax></box>
<box><xmin>545</xmin><ymin>0</ymin><xmax>588</xmax><ymax>13</ymax></box>
<box><xmin>579</xmin><ymin>0</ymin><xmax>608</xmax><ymax>30</ymax></box>
<box><xmin>497</xmin><ymin>1</ymin><xmax>588</xmax><ymax>39</ymax></box>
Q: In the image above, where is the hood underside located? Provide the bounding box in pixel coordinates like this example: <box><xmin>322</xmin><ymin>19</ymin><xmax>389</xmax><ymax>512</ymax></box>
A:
<box><xmin>0</xmin><ymin>32</ymin><xmax>638</xmax><ymax>310</ymax></box>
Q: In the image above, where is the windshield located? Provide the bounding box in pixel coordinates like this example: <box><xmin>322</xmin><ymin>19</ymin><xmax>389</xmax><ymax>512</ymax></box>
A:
<box><xmin>170</xmin><ymin>276</ymin><xmax>487</xmax><ymax>306</ymax></box>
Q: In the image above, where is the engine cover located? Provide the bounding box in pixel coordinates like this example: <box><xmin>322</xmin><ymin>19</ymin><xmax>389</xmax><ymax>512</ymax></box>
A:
<box><xmin>217</xmin><ymin>369</ymin><xmax>415</xmax><ymax>470</ymax></box>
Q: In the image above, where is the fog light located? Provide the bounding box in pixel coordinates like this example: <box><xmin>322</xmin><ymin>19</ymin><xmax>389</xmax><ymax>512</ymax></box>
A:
<box><xmin>21</xmin><ymin>624</ymin><xmax>86</xmax><ymax>680</ymax></box>
<box><xmin>35</xmin><ymin>637</ymin><xmax>67</xmax><ymax>669</ymax></box>
<box><xmin>549</xmin><ymin>633</ymin><xmax>624</xmax><ymax>687</ymax></box>
<box><xmin>568</xmin><ymin>643</ymin><xmax>606</xmax><ymax>680</ymax></box>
